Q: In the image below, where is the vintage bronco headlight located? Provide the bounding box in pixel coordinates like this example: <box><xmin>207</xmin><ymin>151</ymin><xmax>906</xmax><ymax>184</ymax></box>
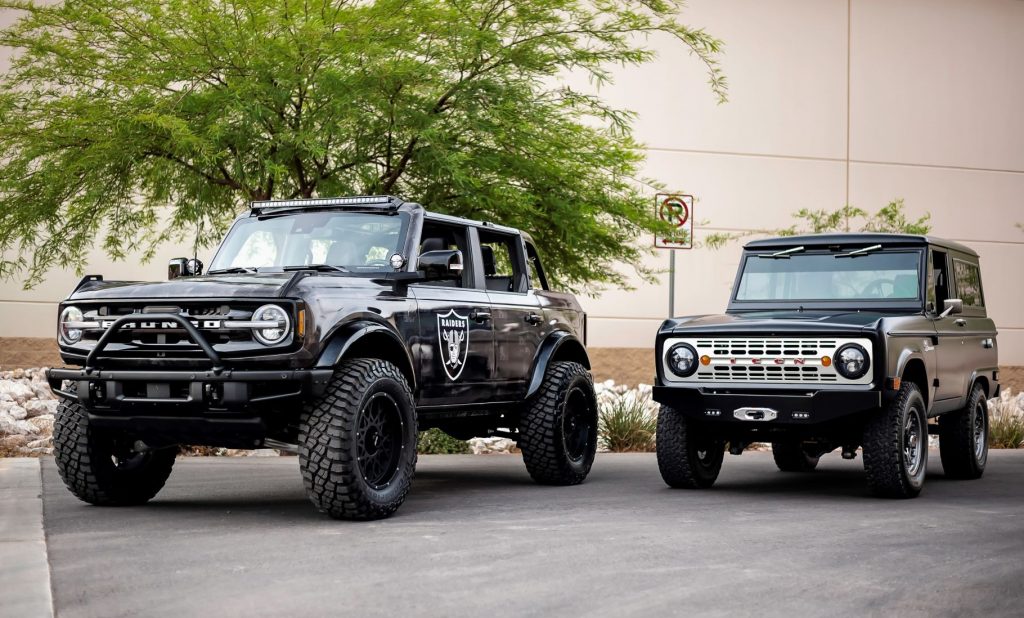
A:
<box><xmin>59</xmin><ymin>306</ymin><xmax>84</xmax><ymax>344</ymax></box>
<box><xmin>834</xmin><ymin>343</ymin><xmax>870</xmax><ymax>379</ymax></box>
<box><xmin>666</xmin><ymin>343</ymin><xmax>698</xmax><ymax>377</ymax></box>
<box><xmin>251</xmin><ymin>304</ymin><xmax>291</xmax><ymax>346</ymax></box>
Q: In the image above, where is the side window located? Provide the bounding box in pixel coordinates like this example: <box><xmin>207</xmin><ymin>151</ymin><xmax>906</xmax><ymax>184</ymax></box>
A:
<box><xmin>927</xmin><ymin>249</ymin><xmax>949</xmax><ymax>313</ymax></box>
<box><xmin>478</xmin><ymin>230</ymin><xmax>527</xmax><ymax>293</ymax></box>
<box><xmin>953</xmin><ymin>259</ymin><xmax>984</xmax><ymax>308</ymax></box>
<box><xmin>418</xmin><ymin>221</ymin><xmax>470</xmax><ymax>288</ymax></box>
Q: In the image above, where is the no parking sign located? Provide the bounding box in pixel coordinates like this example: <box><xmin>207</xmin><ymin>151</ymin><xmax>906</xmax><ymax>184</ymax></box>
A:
<box><xmin>654</xmin><ymin>194</ymin><xmax>693</xmax><ymax>250</ymax></box>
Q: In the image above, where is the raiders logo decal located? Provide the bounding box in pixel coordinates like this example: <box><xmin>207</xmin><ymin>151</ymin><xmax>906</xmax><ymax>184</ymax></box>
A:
<box><xmin>437</xmin><ymin>309</ymin><xmax>470</xmax><ymax>381</ymax></box>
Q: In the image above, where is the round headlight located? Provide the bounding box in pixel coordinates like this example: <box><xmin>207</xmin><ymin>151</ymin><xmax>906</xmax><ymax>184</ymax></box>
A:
<box><xmin>834</xmin><ymin>343</ymin><xmax>870</xmax><ymax>379</ymax></box>
<box><xmin>59</xmin><ymin>306</ymin><xmax>84</xmax><ymax>344</ymax></box>
<box><xmin>252</xmin><ymin>304</ymin><xmax>291</xmax><ymax>346</ymax></box>
<box><xmin>666</xmin><ymin>343</ymin><xmax>698</xmax><ymax>377</ymax></box>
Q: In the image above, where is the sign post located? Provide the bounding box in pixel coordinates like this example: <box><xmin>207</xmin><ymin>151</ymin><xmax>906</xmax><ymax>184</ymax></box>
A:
<box><xmin>654</xmin><ymin>194</ymin><xmax>694</xmax><ymax>318</ymax></box>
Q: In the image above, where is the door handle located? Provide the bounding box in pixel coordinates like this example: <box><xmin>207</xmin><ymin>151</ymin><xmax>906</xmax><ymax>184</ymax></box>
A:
<box><xmin>470</xmin><ymin>310</ymin><xmax>491</xmax><ymax>322</ymax></box>
<box><xmin>954</xmin><ymin>319</ymin><xmax>967</xmax><ymax>327</ymax></box>
<box><xmin>525</xmin><ymin>312</ymin><xmax>543</xmax><ymax>325</ymax></box>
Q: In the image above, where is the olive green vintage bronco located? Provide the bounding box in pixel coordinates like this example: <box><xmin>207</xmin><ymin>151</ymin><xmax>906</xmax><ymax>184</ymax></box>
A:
<box><xmin>653</xmin><ymin>233</ymin><xmax>998</xmax><ymax>498</ymax></box>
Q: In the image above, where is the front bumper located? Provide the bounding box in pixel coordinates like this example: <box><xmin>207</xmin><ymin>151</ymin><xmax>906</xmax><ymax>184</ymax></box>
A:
<box><xmin>46</xmin><ymin>366</ymin><xmax>334</xmax><ymax>413</ymax></box>
<box><xmin>652</xmin><ymin>386</ymin><xmax>881</xmax><ymax>427</ymax></box>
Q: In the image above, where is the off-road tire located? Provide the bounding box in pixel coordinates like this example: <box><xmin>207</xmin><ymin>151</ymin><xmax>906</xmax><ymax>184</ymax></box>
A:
<box><xmin>52</xmin><ymin>391</ymin><xmax>176</xmax><ymax>506</ymax></box>
<box><xmin>939</xmin><ymin>382</ymin><xmax>988</xmax><ymax>480</ymax></box>
<box><xmin>863</xmin><ymin>382</ymin><xmax>928</xmax><ymax>498</ymax></box>
<box><xmin>656</xmin><ymin>405</ymin><xmax>725</xmax><ymax>489</ymax></box>
<box><xmin>771</xmin><ymin>441</ymin><xmax>820</xmax><ymax>472</ymax></box>
<box><xmin>299</xmin><ymin>359</ymin><xmax>417</xmax><ymax>520</ymax></box>
<box><xmin>519</xmin><ymin>361</ymin><xmax>598</xmax><ymax>485</ymax></box>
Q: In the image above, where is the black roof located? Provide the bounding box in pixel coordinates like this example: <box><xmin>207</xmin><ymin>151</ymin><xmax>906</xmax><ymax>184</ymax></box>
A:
<box><xmin>743</xmin><ymin>233</ymin><xmax>978</xmax><ymax>257</ymax></box>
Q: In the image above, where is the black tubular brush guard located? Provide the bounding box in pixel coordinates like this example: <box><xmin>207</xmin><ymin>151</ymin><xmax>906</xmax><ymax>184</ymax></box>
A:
<box><xmin>46</xmin><ymin>313</ymin><xmax>332</xmax><ymax>410</ymax></box>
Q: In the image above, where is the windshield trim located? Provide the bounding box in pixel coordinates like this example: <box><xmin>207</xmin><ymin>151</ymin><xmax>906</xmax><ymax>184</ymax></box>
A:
<box><xmin>727</xmin><ymin>248</ymin><xmax>927</xmax><ymax>311</ymax></box>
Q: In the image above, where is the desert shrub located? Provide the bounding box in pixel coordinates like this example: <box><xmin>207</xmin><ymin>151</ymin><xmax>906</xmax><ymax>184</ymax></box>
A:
<box><xmin>988</xmin><ymin>390</ymin><xmax>1024</xmax><ymax>449</ymax></box>
<box><xmin>418</xmin><ymin>429</ymin><xmax>471</xmax><ymax>455</ymax></box>
<box><xmin>598</xmin><ymin>387</ymin><xmax>657</xmax><ymax>452</ymax></box>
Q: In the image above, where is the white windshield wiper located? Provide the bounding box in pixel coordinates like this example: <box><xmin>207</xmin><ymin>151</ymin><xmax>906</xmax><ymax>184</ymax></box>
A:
<box><xmin>283</xmin><ymin>264</ymin><xmax>350</xmax><ymax>273</ymax></box>
<box><xmin>208</xmin><ymin>266</ymin><xmax>258</xmax><ymax>274</ymax></box>
<box><xmin>835</xmin><ymin>244</ymin><xmax>883</xmax><ymax>258</ymax></box>
<box><xmin>757</xmin><ymin>246</ymin><xmax>805</xmax><ymax>259</ymax></box>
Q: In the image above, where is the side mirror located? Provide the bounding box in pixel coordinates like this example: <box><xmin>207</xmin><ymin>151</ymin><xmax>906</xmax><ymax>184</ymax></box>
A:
<box><xmin>941</xmin><ymin>298</ymin><xmax>963</xmax><ymax>317</ymax></box>
<box><xmin>168</xmin><ymin>257</ymin><xmax>203</xmax><ymax>280</ymax></box>
<box><xmin>417</xmin><ymin>250</ymin><xmax>463</xmax><ymax>281</ymax></box>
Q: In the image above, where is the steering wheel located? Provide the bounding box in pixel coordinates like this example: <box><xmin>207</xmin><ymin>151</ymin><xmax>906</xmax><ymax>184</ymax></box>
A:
<box><xmin>365</xmin><ymin>259</ymin><xmax>391</xmax><ymax>269</ymax></box>
<box><xmin>860</xmin><ymin>279</ymin><xmax>894</xmax><ymax>298</ymax></box>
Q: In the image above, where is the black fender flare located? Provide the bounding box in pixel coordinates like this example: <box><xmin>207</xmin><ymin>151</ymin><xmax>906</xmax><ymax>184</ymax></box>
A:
<box><xmin>525</xmin><ymin>331</ymin><xmax>591</xmax><ymax>399</ymax></box>
<box><xmin>966</xmin><ymin>367</ymin><xmax>998</xmax><ymax>399</ymax></box>
<box><xmin>315</xmin><ymin>318</ymin><xmax>417</xmax><ymax>391</ymax></box>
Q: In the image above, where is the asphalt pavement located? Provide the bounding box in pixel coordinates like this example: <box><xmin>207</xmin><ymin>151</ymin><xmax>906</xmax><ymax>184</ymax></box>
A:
<box><xmin>21</xmin><ymin>451</ymin><xmax>1024</xmax><ymax>617</ymax></box>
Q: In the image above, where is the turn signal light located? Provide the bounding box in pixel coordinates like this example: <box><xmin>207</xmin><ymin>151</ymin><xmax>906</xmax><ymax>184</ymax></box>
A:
<box><xmin>821</xmin><ymin>355</ymin><xmax>832</xmax><ymax>367</ymax></box>
<box><xmin>700</xmin><ymin>355</ymin><xmax>711</xmax><ymax>366</ymax></box>
<box><xmin>297</xmin><ymin>309</ymin><xmax>306</xmax><ymax>338</ymax></box>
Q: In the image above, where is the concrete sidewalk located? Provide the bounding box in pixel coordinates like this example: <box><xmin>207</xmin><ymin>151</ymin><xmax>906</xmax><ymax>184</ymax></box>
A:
<box><xmin>0</xmin><ymin>458</ymin><xmax>53</xmax><ymax>618</ymax></box>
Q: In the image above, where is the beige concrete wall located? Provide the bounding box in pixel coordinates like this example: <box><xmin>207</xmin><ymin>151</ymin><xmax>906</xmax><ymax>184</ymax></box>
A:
<box><xmin>577</xmin><ymin>0</ymin><xmax>1024</xmax><ymax>364</ymax></box>
<box><xmin>0</xmin><ymin>0</ymin><xmax>1022</xmax><ymax>363</ymax></box>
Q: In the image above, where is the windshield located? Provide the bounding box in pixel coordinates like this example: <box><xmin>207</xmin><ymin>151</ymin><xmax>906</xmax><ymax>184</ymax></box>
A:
<box><xmin>209</xmin><ymin>211</ymin><xmax>409</xmax><ymax>273</ymax></box>
<box><xmin>735</xmin><ymin>250</ymin><xmax>922</xmax><ymax>302</ymax></box>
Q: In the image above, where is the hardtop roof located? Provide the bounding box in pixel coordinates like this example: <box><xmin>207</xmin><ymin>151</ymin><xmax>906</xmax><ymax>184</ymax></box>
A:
<box><xmin>743</xmin><ymin>232</ymin><xmax>978</xmax><ymax>257</ymax></box>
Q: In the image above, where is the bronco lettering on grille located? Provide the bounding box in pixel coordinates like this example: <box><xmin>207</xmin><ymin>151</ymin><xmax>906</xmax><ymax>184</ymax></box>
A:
<box><xmin>99</xmin><ymin>319</ymin><xmax>223</xmax><ymax>329</ymax></box>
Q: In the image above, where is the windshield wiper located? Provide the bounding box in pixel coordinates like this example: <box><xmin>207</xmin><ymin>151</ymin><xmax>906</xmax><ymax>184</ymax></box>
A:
<box><xmin>283</xmin><ymin>264</ymin><xmax>350</xmax><ymax>273</ymax></box>
<box><xmin>835</xmin><ymin>244</ymin><xmax>882</xmax><ymax>258</ymax></box>
<box><xmin>757</xmin><ymin>246</ymin><xmax>805</xmax><ymax>259</ymax></box>
<box><xmin>208</xmin><ymin>266</ymin><xmax>258</xmax><ymax>274</ymax></box>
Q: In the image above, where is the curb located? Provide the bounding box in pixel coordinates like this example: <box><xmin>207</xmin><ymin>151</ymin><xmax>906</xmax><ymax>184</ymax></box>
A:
<box><xmin>0</xmin><ymin>458</ymin><xmax>54</xmax><ymax>618</ymax></box>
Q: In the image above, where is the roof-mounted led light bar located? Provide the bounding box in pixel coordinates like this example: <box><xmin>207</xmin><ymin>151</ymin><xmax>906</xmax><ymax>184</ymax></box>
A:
<box><xmin>250</xmin><ymin>195</ymin><xmax>398</xmax><ymax>209</ymax></box>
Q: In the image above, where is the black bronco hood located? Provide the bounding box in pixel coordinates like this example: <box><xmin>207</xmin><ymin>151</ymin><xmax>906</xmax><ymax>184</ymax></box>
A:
<box><xmin>661</xmin><ymin>310</ymin><xmax>897</xmax><ymax>336</ymax></box>
<box><xmin>67</xmin><ymin>273</ymin><xmax>395</xmax><ymax>302</ymax></box>
<box><xmin>69</xmin><ymin>273</ymin><xmax>295</xmax><ymax>301</ymax></box>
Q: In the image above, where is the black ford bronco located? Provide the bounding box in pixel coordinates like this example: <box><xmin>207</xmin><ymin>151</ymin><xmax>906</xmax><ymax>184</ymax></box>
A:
<box><xmin>653</xmin><ymin>233</ymin><xmax>999</xmax><ymax>498</ymax></box>
<box><xmin>46</xmin><ymin>196</ymin><xmax>598</xmax><ymax>519</ymax></box>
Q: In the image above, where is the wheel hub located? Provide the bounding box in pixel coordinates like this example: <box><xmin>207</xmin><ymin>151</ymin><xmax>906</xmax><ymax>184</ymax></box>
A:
<box><xmin>562</xmin><ymin>387</ymin><xmax>593</xmax><ymax>462</ymax></box>
<box><xmin>356</xmin><ymin>393</ymin><xmax>404</xmax><ymax>489</ymax></box>
<box><xmin>903</xmin><ymin>411</ymin><xmax>923</xmax><ymax>476</ymax></box>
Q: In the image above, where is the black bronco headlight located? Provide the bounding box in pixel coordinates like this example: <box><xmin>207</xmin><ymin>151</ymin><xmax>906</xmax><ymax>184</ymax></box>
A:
<box><xmin>666</xmin><ymin>343</ymin><xmax>698</xmax><ymax>377</ymax></box>
<box><xmin>835</xmin><ymin>343</ymin><xmax>870</xmax><ymax>379</ymax></box>
<box><xmin>251</xmin><ymin>304</ymin><xmax>291</xmax><ymax>346</ymax></box>
<box><xmin>59</xmin><ymin>306</ymin><xmax>84</xmax><ymax>344</ymax></box>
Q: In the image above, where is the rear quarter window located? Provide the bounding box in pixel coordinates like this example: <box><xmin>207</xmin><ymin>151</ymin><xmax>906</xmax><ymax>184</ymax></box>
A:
<box><xmin>952</xmin><ymin>258</ymin><xmax>984</xmax><ymax>309</ymax></box>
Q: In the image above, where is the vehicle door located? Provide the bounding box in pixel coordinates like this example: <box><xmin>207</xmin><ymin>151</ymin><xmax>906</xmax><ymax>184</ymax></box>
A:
<box><xmin>928</xmin><ymin>248</ymin><xmax>966</xmax><ymax>404</ymax></box>
<box><xmin>949</xmin><ymin>255</ymin><xmax>997</xmax><ymax>392</ymax></box>
<box><xmin>411</xmin><ymin>221</ymin><xmax>495</xmax><ymax>406</ymax></box>
<box><xmin>477</xmin><ymin>228</ymin><xmax>544</xmax><ymax>401</ymax></box>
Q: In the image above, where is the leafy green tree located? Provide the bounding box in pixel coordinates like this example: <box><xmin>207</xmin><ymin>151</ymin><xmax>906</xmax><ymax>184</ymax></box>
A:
<box><xmin>0</xmin><ymin>0</ymin><xmax>725</xmax><ymax>290</ymax></box>
<box><xmin>704</xmin><ymin>199</ymin><xmax>931</xmax><ymax>249</ymax></box>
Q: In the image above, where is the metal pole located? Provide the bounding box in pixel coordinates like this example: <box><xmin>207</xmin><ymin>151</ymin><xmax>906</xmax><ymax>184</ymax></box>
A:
<box><xmin>668</xmin><ymin>250</ymin><xmax>676</xmax><ymax>318</ymax></box>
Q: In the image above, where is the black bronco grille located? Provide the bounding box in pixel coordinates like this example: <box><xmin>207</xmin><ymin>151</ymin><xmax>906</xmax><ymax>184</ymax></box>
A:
<box><xmin>69</xmin><ymin>301</ymin><xmax>296</xmax><ymax>359</ymax></box>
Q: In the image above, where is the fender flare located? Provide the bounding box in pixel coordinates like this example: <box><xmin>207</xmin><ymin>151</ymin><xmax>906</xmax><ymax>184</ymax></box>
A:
<box><xmin>895</xmin><ymin>348</ymin><xmax>927</xmax><ymax>381</ymax></box>
<box><xmin>525</xmin><ymin>331</ymin><xmax>590</xmax><ymax>399</ymax></box>
<box><xmin>894</xmin><ymin>349</ymin><xmax>930</xmax><ymax>407</ymax></box>
<box><xmin>966</xmin><ymin>367</ymin><xmax>997</xmax><ymax>398</ymax></box>
<box><xmin>315</xmin><ymin>318</ymin><xmax>417</xmax><ymax>391</ymax></box>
